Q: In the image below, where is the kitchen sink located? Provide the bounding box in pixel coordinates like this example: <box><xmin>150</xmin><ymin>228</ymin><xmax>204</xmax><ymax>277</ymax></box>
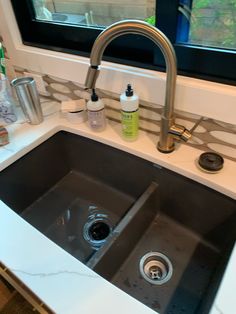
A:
<box><xmin>0</xmin><ymin>131</ymin><xmax>235</xmax><ymax>314</ymax></box>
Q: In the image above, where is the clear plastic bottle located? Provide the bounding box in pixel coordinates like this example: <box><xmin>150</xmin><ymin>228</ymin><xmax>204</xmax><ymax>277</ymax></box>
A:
<box><xmin>120</xmin><ymin>84</ymin><xmax>139</xmax><ymax>141</ymax></box>
<box><xmin>0</xmin><ymin>75</ymin><xmax>17</xmax><ymax>124</ymax></box>
<box><xmin>87</xmin><ymin>89</ymin><xmax>106</xmax><ymax>131</ymax></box>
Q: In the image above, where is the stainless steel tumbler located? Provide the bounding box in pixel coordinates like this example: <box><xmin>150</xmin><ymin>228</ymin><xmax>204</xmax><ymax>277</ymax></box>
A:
<box><xmin>11</xmin><ymin>77</ymin><xmax>43</xmax><ymax>125</ymax></box>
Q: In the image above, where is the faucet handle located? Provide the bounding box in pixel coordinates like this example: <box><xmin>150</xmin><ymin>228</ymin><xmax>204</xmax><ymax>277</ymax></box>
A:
<box><xmin>180</xmin><ymin>128</ymin><xmax>192</xmax><ymax>142</ymax></box>
<box><xmin>169</xmin><ymin>124</ymin><xmax>191</xmax><ymax>142</ymax></box>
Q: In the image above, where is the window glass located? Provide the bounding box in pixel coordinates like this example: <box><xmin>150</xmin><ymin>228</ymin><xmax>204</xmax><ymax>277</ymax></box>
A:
<box><xmin>32</xmin><ymin>0</ymin><xmax>156</xmax><ymax>28</ymax></box>
<box><xmin>11</xmin><ymin>0</ymin><xmax>236</xmax><ymax>83</ymax></box>
<box><xmin>177</xmin><ymin>0</ymin><xmax>236</xmax><ymax>50</ymax></box>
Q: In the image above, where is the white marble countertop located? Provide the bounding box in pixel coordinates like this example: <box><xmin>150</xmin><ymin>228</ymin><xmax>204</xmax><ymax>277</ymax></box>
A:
<box><xmin>0</xmin><ymin>109</ymin><xmax>235</xmax><ymax>314</ymax></box>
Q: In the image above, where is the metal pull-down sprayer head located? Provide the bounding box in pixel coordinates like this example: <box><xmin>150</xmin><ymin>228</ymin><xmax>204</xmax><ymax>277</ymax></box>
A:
<box><xmin>85</xmin><ymin>20</ymin><xmax>191</xmax><ymax>153</ymax></box>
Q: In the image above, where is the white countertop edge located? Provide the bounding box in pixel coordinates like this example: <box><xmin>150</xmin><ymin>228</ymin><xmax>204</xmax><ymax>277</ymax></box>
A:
<box><xmin>61</xmin><ymin>123</ymin><xmax>236</xmax><ymax>200</ymax></box>
<box><xmin>0</xmin><ymin>114</ymin><xmax>235</xmax><ymax>313</ymax></box>
<box><xmin>1</xmin><ymin>115</ymin><xmax>235</xmax><ymax>200</ymax></box>
<box><xmin>209</xmin><ymin>242</ymin><xmax>236</xmax><ymax>314</ymax></box>
<box><xmin>0</xmin><ymin>201</ymin><xmax>156</xmax><ymax>314</ymax></box>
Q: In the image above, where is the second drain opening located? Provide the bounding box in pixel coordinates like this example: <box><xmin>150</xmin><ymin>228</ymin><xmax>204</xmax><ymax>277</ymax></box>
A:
<box><xmin>139</xmin><ymin>252</ymin><xmax>173</xmax><ymax>285</ymax></box>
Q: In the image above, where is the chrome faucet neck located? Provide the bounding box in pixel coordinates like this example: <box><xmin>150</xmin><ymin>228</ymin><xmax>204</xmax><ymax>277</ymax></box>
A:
<box><xmin>85</xmin><ymin>20</ymin><xmax>190</xmax><ymax>153</ymax></box>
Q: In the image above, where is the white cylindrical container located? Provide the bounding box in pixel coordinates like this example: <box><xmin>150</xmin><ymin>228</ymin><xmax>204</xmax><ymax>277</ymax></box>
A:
<box><xmin>66</xmin><ymin>111</ymin><xmax>87</xmax><ymax>124</ymax></box>
<box><xmin>120</xmin><ymin>84</ymin><xmax>139</xmax><ymax>141</ymax></box>
<box><xmin>61</xmin><ymin>99</ymin><xmax>87</xmax><ymax>124</ymax></box>
<box><xmin>87</xmin><ymin>90</ymin><xmax>106</xmax><ymax>131</ymax></box>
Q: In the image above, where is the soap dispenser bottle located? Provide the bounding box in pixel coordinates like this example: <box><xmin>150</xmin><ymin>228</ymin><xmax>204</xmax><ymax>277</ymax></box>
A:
<box><xmin>87</xmin><ymin>89</ymin><xmax>106</xmax><ymax>131</ymax></box>
<box><xmin>120</xmin><ymin>84</ymin><xmax>139</xmax><ymax>141</ymax></box>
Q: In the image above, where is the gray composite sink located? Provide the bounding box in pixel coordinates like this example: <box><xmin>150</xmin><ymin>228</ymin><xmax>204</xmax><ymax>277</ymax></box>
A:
<box><xmin>0</xmin><ymin>131</ymin><xmax>235</xmax><ymax>314</ymax></box>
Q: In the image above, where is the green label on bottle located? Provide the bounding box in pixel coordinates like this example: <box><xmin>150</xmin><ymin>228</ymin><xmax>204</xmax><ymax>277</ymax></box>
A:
<box><xmin>121</xmin><ymin>110</ymin><xmax>139</xmax><ymax>140</ymax></box>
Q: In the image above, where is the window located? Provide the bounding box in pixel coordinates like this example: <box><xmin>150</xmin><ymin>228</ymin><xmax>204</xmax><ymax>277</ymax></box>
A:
<box><xmin>32</xmin><ymin>0</ymin><xmax>156</xmax><ymax>28</ymax></box>
<box><xmin>179</xmin><ymin>0</ymin><xmax>236</xmax><ymax>50</ymax></box>
<box><xmin>11</xmin><ymin>0</ymin><xmax>236</xmax><ymax>84</ymax></box>
<box><xmin>156</xmin><ymin>0</ymin><xmax>236</xmax><ymax>83</ymax></box>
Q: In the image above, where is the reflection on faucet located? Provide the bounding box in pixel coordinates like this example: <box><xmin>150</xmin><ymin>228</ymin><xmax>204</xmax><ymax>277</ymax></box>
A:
<box><xmin>85</xmin><ymin>20</ymin><xmax>191</xmax><ymax>153</ymax></box>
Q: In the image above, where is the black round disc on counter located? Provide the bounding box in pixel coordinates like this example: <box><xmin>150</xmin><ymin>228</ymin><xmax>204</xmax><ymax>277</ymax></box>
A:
<box><xmin>198</xmin><ymin>152</ymin><xmax>224</xmax><ymax>172</ymax></box>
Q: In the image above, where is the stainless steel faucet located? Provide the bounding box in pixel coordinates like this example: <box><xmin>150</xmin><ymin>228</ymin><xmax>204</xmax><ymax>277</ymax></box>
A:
<box><xmin>85</xmin><ymin>20</ymin><xmax>191</xmax><ymax>153</ymax></box>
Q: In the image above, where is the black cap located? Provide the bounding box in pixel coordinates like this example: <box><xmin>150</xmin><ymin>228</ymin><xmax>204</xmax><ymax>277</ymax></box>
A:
<box><xmin>91</xmin><ymin>89</ymin><xmax>99</xmax><ymax>102</ymax></box>
<box><xmin>198</xmin><ymin>152</ymin><xmax>224</xmax><ymax>172</ymax></box>
<box><xmin>125</xmin><ymin>84</ymin><xmax>133</xmax><ymax>97</ymax></box>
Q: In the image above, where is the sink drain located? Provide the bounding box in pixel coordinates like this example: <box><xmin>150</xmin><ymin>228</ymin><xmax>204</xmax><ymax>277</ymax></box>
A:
<box><xmin>139</xmin><ymin>252</ymin><xmax>173</xmax><ymax>285</ymax></box>
<box><xmin>88</xmin><ymin>221</ymin><xmax>110</xmax><ymax>241</ymax></box>
<box><xmin>83</xmin><ymin>215</ymin><xmax>112</xmax><ymax>248</ymax></box>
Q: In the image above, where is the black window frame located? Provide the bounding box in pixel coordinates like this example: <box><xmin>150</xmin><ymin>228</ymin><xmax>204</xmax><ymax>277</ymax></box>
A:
<box><xmin>11</xmin><ymin>0</ymin><xmax>236</xmax><ymax>85</ymax></box>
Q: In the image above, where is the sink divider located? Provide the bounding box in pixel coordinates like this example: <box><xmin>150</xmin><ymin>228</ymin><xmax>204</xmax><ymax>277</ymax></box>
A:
<box><xmin>87</xmin><ymin>182</ymin><xmax>160</xmax><ymax>280</ymax></box>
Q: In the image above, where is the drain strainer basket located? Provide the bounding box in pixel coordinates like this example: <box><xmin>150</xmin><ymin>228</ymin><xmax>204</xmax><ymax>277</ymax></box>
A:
<box><xmin>139</xmin><ymin>252</ymin><xmax>173</xmax><ymax>285</ymax></box>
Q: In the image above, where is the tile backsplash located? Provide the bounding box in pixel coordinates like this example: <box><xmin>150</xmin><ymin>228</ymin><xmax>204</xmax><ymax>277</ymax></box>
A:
<box><xmin>15</xmin><ymin>66</ymin><xmax>236</xmax><ymax>162</ymax></box>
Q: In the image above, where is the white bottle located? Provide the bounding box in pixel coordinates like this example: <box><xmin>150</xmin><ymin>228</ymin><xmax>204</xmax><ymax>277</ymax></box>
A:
<box><xmin>120</xmin><ymin>84</ymin><xmax>139</xmax><ymax>141</ymax></box>
<box><xmin>87</xmin><ymin>89</ymin><xmax>106</xmax><ymax>131</ymax></box>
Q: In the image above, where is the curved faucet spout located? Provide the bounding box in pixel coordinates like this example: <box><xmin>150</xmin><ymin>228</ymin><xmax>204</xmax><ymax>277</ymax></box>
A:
<box><xmin>85</xmin><ymin>20</ymin><xmax>190</xmax><ymax>153</ymax></box>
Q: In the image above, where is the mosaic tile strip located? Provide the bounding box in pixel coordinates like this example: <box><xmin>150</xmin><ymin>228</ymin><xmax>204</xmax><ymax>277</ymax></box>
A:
<box><xmin>11</xmin><ymin>66</ymin><xmax>236</xmax><ymax>162</ymax></box>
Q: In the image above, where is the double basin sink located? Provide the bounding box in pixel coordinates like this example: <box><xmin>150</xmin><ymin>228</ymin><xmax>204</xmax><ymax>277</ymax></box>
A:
<box><xmin>0</xmin><ymin>131</ymin><xmax>235</xmax><ymax>314</ymax></box>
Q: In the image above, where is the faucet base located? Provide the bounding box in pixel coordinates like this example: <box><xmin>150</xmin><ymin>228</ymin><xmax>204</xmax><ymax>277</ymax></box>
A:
<box><xmin>157</xmin><ymin>142</ymin><xmax>175</xmax><ymax>154</ymax></box>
